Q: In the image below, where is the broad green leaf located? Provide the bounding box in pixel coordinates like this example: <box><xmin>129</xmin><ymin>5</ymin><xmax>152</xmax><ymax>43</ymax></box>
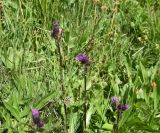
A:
<box><xmin>153</xmin><ymin>87</ymin><xmax>158</xmax><ymax>110</ymax></box>
<box><xmin>102</xmin><ymin>123</ymin><xmax>113</xmax><ymax>131</ymax></box>
<box><xmin>34</xmin><ymin>92</ymin><xmax>55</xmax><ymax>109</ymax></box>
<box><xmin>137</xmin><ymin>89</ymin><xmax>144</xmax><ymax>99</ymax></box>
<box><xmin>86</xmin><ymin>106</ymin><xmax>94</xmax><ymax>127</ymax></box>
<box><xmin>3</xmin><ymin>101</ymin><xmax>21</xmax><ymax>121</ymax></box>
<box><xmin>119</xmin><ymin>105</ymin><xmax>133</xmax><ymax>128</ymax></box>
<box><xmin>20</xmin><ymin>107</ymin><xmax>30</xmax><ymax>118</ymax></box>
<box><xmin>140</xmin><ymin>62</ymin><xmax>148</xmax><ymax>83</ymax></box>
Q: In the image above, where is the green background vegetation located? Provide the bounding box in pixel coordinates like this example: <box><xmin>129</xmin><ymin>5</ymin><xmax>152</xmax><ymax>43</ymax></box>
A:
<box><xmin>0</xmin><ymin>0</ymin><xmax>160</xmax><ymax>132</ymax></box>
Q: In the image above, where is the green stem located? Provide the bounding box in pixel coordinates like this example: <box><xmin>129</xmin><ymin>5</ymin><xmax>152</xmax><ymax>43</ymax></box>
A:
<box><xmin>84</xmin><ymin>65</ymin><xmax>87</xmax><ymax>130</ymax></box>
<box><xmin>56</xmin><ymin>41</ymin><xmax>68</xmax><ymax>133</ymax></box>
<box><xmin>115</xmin><ymin>111</ymin><xmax>121</xmax><ymax>133</ymax></box>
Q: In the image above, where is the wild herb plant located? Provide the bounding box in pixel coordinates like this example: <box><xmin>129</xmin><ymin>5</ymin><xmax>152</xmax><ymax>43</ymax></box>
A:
<box><xmin>76</xmin><ymin>53</ymin><xmax>90</xmax><ymax>131</ymax></box>
<box><xmin>0</xmin><ymin>0</ymin><xmax>160</xmax><ymax>133</ymax></box>
<box><xmin>51</xmin><ymin>21</ymin><xmax>68</xmax><ymax>133</ymax></box>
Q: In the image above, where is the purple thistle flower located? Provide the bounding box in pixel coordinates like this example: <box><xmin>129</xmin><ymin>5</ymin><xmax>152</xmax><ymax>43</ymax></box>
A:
<box><xmin>117</xmin><ymin>104</ymin><xmax>129</xmax><ymax>111</ymax></box>
<box><xmin>37</xmin><ymin>120</ymin><xmax>44</xmax><ymax>128</ymax></box>
<box><xmin>111</xmin><ymin>96</ymin><xmax>119</xmax><ymax>105</ymax></box>
<box><xmin>111</xmin><ymin>96</ymin><xmax>129</xmax><ymax>111</ymax></box>
<box><xmin>31</xmin><ymin>108</ymin><xmax>44</xmax><ymax>128</ymax></box>
<box><xmin>32</xmin><ymin>109</ymin><xmax>39</xmax><ymax>118</ymax></box>
<box><xmin>51</xmin><ymin>21</ymin><xmax>62</xmax><ymax>40</ymax></box>
<box><xmin>76</xmin><ymin>53</ymin><xmax>90</xmax><ymax>65</ymax></box>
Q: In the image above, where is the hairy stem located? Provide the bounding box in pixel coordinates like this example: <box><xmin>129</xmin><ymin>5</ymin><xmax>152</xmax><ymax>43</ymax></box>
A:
<box><xmin>115</xmin><ymin>111</ymin><xmax>121</xmax><ymax>133</ymax></box>
<box><xmin>56</xmin><ymin>41</ymin><xmax>68</xmax><ymax>133</ymax></box>
<box><xmin>84</xmin><ymin>65</ymin><xmax>87</xmax><ymax>130</ymax></box>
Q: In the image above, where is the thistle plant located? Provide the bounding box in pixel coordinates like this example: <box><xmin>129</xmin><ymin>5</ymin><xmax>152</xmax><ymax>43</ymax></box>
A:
<box><xmin>111</xmin><ymin>96</ymin><xmax>129</xmax><ymax>133</ymax></box>
<box><xmin>51</xmin><ymin>21</ymin><xmax>68</xmax><ymax>133</ymax></box>
<box><xmin>76</xmin><ymin>53</ymin><xmax>90</xmax><ymax>130</ymax></box>
<box><xmin>31</xmin><ymin>108</ymin><xmax>44</xmax><ymax>132</ymax></box>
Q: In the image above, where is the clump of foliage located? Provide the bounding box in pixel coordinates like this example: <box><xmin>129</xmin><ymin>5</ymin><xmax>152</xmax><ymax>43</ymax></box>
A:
<box><xmin>0</xmin><ymin>0</ymin><xmax>160</xmax><ymax>133</ymax></box>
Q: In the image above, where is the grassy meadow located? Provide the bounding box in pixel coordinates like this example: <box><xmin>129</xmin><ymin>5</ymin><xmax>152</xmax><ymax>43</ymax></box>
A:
<box><xmin>0</xmin><ymin>0</ymin><xmax>160</xmax><ymax>132</ymax></box>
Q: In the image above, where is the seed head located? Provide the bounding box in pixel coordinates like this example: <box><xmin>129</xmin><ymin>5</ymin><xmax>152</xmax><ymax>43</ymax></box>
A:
<box><xmin>51</xmin><ymin>21</ymin><xmax>62</xmax><ymax>40</ymax></box>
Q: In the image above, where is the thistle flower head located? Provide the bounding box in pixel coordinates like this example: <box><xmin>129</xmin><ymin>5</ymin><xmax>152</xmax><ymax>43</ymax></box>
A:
<box><xmin>32</xmin><ymin>108</ymin><xmax>39</xmax><ymax>118</ymax></box>
<box><xmin>51</xmin><ymin>21</ymin><xmax>62</xmax><ymax>40</ymax></box>
<box><xmin>64</xmin><ymin>97</ymin><xmax>71</xmax><ymax>105</ymax></box>
<box><xmin>111</xmin><ymin>96</ymin><xmax>129</xmax><ymax>111</ymax></box>
<box><xmin>37</xmin><ymin>120</ymin><xmax>44</xmax><ymax>128</ymax></box>
<box><xmin>111</xmin><ymin>96</ymin><xmax>119</xmax><ymax>105</ymax></box>
<box><xmin>117</xmin><ymin>104</ymin><xmax>129</xmax><ymax>111</ymax></box>
<box><xmin>31</xmin><ymin>108</ymin><xmax>44</xmax><ymax>128</ymax></box>
<box><xmin>76</xmin><ymin>53</ymin><xmax>90</xmax><ymax>65</ymax></box>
